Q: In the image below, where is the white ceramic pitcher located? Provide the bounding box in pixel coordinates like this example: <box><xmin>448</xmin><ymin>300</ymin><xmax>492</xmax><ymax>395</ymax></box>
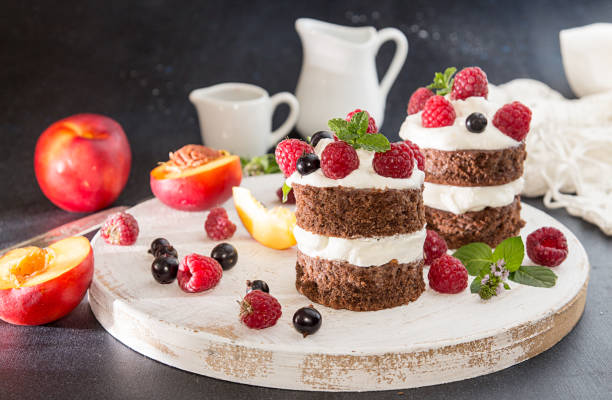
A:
<box><xmin>295</xmin><ymin>18</ymin><xmax>408</xmax><ymax>137</ymax></box>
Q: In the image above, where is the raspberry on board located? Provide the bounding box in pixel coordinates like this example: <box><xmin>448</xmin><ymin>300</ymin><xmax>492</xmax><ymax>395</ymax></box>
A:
<box><xmin>274</xmin><ymin>139</ymin><xmax>315</xmax><ymax>177</ymax></box>
<box><xmin>428</xmin><ymin>254</ymin><xmax>468</xmax><ymax>294</ymax></box>
<box><xmin>492</xmin><ymin>101</ymin><xmax>532</xmax><ymax>142</ymax></box>
<box><xmin>205</xmin><ymin>207</ymin><xmax>236</xmax><ymax>240</ymax></box>
<box><xmin>421</xmin><ymin>95</ymin><xmax>456</xmax><ymax>128</ymax></box>
<box><xmin>402</xmin><ymin>140</ymin><xmax>425</xmax><ymax>171</ymax></box>
<box><xmin>100</xmin><ymin>212</ymin><xmax>139</xmax><ymax>246</ymax></box>
<box><xmin>320</xmin><ymin>141</ymin><xmax>359</xmax><ymax>179</ymax></box>
<box><xmin>373</xmin><ymin>142</ymin><xmax>414</xmax><ymax>178</ymax></box>
<box><xmin>450</xmin><ymin>66</ymin><xmax>488</xmax><ymax>100</ymax></box>
<box><xmin>177</xmin><ymin>253</ymin><xmax>223</xmax><ymax>293</ymax></box>
<box><xmin>526</xmin><ymin>226</ymin><xmax>568</xmax><ymax>267</ymax></box>
<box><xmin>239</xmin><ymin>290</ymin><xmax>282</xmax><ymax>329</ymax></box>
<box><xmin>346</xmin><ymin>109</ymin><xmax>378</xmax><ymax>133</ymax></box>
<box><xmin>424</xmin><ymin>229</ymin><xmax>448</xmax><ymax>265</ymax></box>
<box><xmin>407</xmin><ymin>87</ymin><xmax>434</xmax><ymax>115</ymax></box>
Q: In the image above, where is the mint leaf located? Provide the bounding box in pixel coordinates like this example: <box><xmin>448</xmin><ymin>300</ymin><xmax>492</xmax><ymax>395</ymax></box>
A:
<box><xmin>281</xmin><ymin>182</ymin><xmax>292</xmax><ymax>203</ymax></box>
<box><xmin>242</xmin><ymin>154</ymin><xmax>281</xmax><ymax>176</ymax></box>
<box><xmin>470</xmin><ymin>277</ymin><xmax>481</xmax><ymax>294</ymax></box>
<box><xmin>426</xmin><ymin>66</ymin><xmax>456</xmax><ymax>96</ymax></box>
<box><xmin>453</xmin><ymin>242</ymin><xmax>493</xmax><ymax>276</ymax></box>
<box><xmin>355</xmin><ymin>133</ymin><xmax>390</xmax><ymax>152</ymax></box>
<box><xmin>492</xmin><ymin>236</ymin><xmax>524</xmax><ymax>272</ymax></box>
<box><xmin>509</xmin><ymin>265</ymin><xmax>557</xmax><ymax>288</ymax></box>
<box><xmin>350</xmin><ymin>111</ymin><xmax>370</xmax><ymax>135</ymax></box>
<box><xmin>328</xmin><ymin>118</ymin><xmax>349</xmax><ymax>135</ymax></box>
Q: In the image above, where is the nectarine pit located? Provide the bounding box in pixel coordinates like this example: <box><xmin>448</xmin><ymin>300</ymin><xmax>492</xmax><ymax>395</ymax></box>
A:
<box><xmin>168</xmin><ymin>144</ymin><xmax>224</xmax><ymax>170</ymax></box>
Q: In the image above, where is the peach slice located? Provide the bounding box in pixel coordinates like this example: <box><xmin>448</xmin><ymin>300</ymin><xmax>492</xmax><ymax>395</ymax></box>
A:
<box><xmin>150</xmin><ymin>146</ymin><xmax>242</xmax><ymax>211</ymax></box>
<box><xmin>0</xmin><ymin>236</ymin><xmax>94</xmax><ymax>325</ymax></box>
<box><xmin>232</xmin><ymin>187</ymin><xmax>296</xmax><ymax>250</ymax></box>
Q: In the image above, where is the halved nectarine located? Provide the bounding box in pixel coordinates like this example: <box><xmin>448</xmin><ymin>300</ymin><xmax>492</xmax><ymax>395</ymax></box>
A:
<box><xmin>150</xmin><ymin>145</ymin><xmax>242</xmax><ymax>211</ymax></box>
<box><xmin>0</xmin><ymin>236</ymin><xmax>94</xmax><ymax>326</ymax></box>
<box><xmin>233</xmin><ymin>187</ymin><xmax>296</xmax><ymax>250</ymax></box>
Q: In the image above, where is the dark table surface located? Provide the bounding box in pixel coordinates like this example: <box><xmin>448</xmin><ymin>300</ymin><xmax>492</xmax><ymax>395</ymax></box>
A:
<box><xmin>2</xmin><ymin>0</ymin><xmax>611</xmax><ymax>399</ymax></box>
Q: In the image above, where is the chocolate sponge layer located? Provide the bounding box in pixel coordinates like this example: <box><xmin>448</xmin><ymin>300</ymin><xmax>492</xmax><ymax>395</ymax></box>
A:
<box><xmin>292</xmin><ymin>184</ymin><xmax>425</xmax><ymax>238</ymax></box>
<box><xmin>422</xmin><ymin>143</ymin><xmax>526</xmax><ymax>187</ymax></box>
<box><xmin>425</xmin><ymin>196</ymin><xmax>525</xmax><ymax>249</ymax></box>
<box><xmin>295</xmin><ymin>251</ymin><xmax>425</xmax><ymax>311</ymax></box>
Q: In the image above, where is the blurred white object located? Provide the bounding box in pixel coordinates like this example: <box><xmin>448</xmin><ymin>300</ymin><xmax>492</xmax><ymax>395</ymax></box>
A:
<box><xmin>560</xmin><ymin>23</ymin><xmax>612</xmax><ymax>97</ymax></box>
<box><xmin>189</xmin><ymin>83</ymin><xmax>299</xmax><ymax>158</ymax></box>
<box><xmin>490</xmin><ymin>80</ymin><xmax>612</xmax><ymax>235</ymax></box>
<box><xmin>294</xmin><ymin>18</ymin><xmax>408</xmax><ymax>137</ymax></box>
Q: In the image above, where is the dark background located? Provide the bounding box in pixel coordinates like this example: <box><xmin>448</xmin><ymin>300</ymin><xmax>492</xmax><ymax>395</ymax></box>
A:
<box><xmin>1</xmin><ymin>1</ymin><xmax>611</xmax><ymax>399</ymax></box>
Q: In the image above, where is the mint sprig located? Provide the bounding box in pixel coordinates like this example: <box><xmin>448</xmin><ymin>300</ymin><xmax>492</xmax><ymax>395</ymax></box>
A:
<box><xmin>426</xmin><ymin>67</ymin><xmax>457</xmax><ymax>96</ymax></box>
<box><xmin>281</xmin><ymin>182</ymin><xmax>292</xmax><ymax>203</ymax></box>
<box><xmin>242</xmin><ymin>154</ymin><xmax>281</xmax><ymax>176</ymax></box>
<box><xmin>327</xmin><ymin>112</ymin><xmax>390</xmax><ymax>152</ymax></box>
<box><xmin>453</xmin><ymin>236</ymin><xmax>558</xmax><ymax>300</ymax></box>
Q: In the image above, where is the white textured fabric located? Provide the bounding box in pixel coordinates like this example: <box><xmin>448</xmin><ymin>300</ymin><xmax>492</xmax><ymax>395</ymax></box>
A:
<box><xmin>489</xmin><ymin>80</ymin><xmax>612</xmax><ymax>235</ymax></box>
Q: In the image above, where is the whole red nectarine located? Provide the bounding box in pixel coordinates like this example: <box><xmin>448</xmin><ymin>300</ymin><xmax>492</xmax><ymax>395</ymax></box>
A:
<box><xmin>34</xmin><ymin>114</ymin><xmax>131</xmax><ymax>212</ymax></box>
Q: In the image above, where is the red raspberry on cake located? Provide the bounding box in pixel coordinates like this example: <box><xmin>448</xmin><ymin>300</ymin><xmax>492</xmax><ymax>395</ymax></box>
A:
<box><xmin>177</xmin><ymin>253</ymin><xmax>223</xmax><ymax>293</ymax></box>
<box><xmin>320</xmin><ymin>141</ymin><xmax>359</xmax><ymax>179</ymax></box>
<box><xmin>493</xmin><ymin>101</ymin><xmax>532</xmax><ymax>142</ymax></box>
<box><xmin>407</xmin><ymin>87</ymin><xmax>434</xmax><ymax>115</ymax></box>
<box><xmin>402</xmin><ymin>140</ymin><xmax>425</xmax><ymax>171</ymax></box>
<box><xmin>428</xmin><ymin>254</ymin><xmax>468</xmax><ymax>294</ymax></box>
<box><xmin>526</xmin><ymin>227</ymin><xmax>568</xmax><ymax>267</ymax></box>
<box><xmin>275</xmin><ymin>139</ymin><xmax>315</xmax><ymax>177</ymax></box>
<box><xmin>450</xmin><ymin>66</ymin><xmax>488</xmax><ymax>100</ymax></box>
<box><xmin>421</xmin><ymin>95</ymin><xmax>456</xmax><ymax>128</ymax></box>
<box><xmin>205</xmin><ymin>207</ymin><xmax>236</xmax><ymax>240</ymax></box>
<box><xmin>239</xmin><ymin>290</ymin><xmax>282</xmax><ymax>329</ymax></box>
<box><xmin>424</xmin><ymin>230</ymin><xmax>448</xmax><ymax>265</ymax></box>
<box><xmin>346</xmin><ymin>109</ymin><xmax>377</xmax><ymax>133</ymax></box>
<box><xmin>373</xmin><ymin>142</ymin><xmax>415</xmax><ymax>179</ymax></box>
<box><xmin>100</xmin><ymin>212</ymin><xmax>139</xmax><ymax>246</ymax></box>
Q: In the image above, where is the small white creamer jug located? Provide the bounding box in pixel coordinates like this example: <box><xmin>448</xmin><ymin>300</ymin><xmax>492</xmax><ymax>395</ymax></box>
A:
<box><xmin>295</xmin><ymin>18</ymin><xmax>408</xmax><ymax>137</ymax></box>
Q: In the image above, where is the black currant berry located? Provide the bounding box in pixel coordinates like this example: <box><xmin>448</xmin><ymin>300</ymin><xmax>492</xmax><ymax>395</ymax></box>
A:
<box><xmin>148</xmin><ymin>238</ymin><xmax>170</xmax><ymax>255</ymax></box>
<box><xmin>153</xmin><ymin>245</ymin><xmax>178</xmax><ymax>259</ymax></box>
<box><xmin>296</xmin><ymin>153</ymin><xmax>320</xmax><ymax>176</ymax></box>
<box><xmin>292</xmin><ymin>306</ymin><xmax>322</xmax><ymax>337</ymax></box>
<box><xmin>210</xmin><ymin>243</ymin><xmax>238</xmax><ymax>270</ymax></box>
<box><xmin>246</xmin><ymin>279</ymin><xmax>269</xmax><ymax>294</ymax></box>
<box><xmin>310</xmin><ymin>131</ymin><xmax>334</xmax><ymax>148</ymax></box>
<box><xmin>466</xmin><ymin>112</ymin><xmax>487</xmax><ymax>133</ymax></box>
<box><xmin>151</xmin><ymin>256</ymin><xmax>179</xmax><ymax>284</ymax></box>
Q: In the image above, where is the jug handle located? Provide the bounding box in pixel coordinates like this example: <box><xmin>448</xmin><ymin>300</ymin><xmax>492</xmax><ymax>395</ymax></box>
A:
<box><xmin>269</xmin><ymin>92</ymin><xmax>300</xmax><ymax>146</ymax></box>
<box><xmin>375</xmin><ymin>28</ymin><xmax>409</xmax><ymax>101</ymax></box>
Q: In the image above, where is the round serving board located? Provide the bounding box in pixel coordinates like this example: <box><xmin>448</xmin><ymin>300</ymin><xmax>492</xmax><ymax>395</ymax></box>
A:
<box><xmin>89</xmin><ymin>174</ymin><xmax>589</xmax><ymax>392</ymax></box>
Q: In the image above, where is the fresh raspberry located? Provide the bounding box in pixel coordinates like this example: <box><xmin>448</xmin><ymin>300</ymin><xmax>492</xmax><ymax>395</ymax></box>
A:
<box><xmin>274</xmin><ymin>139</ymin><xmax>314</xmax><ymax>177</ymax></box>
<box><xmin>177</xmin><ymin>253</ymin><xmax>222</xmax><ymax>293</ymax></box>
<box><xmin>320</xmin><ymin>141</ymin><xmax>359</xmax><ymax>179</ymax></box>
<box><xmin>526</xmin><ymin>227</ymin><xmax>568</xmax><ymax>267</ymax></box>
<box><xmin>450</xmin><ymin>66</ymin><xmax>488</xmax><ymax>100</ymax></box>
<box><xmin>424</xmin><ymin>230</ymin><xmax>448</xmax><ymax>265</ymax></box>
<box><xmin>276</xmin><ymin>186</ymin><xmax>296</xmax><ymax>204</ymax></box>
<box><xmin>205</xmin><ymin>207</ymin><xmax>236</xmax><ymax>240</ymax></box>
<box><xmin>346</xmin><ymin>109</ymin><xmax>377</xmax><ymax>133</ymax></box>
<box><xmin>492</xmin><ymin>101</ymin><xmax>532</xmax><ymax>141</ymax></box>
<box><xmin>428</xmin><ymin>254</ymin><xmax>468</xmax><ymax>294</ymax></box>
<box><xmin>239</xmin><ymin>290</ymin><xmax>282</xmax><ymax>329</ymax></box>
<box><xmin>402</xmin><ymin>139</ymin><xmax>425</xmax><ymax>171</ymax></box>
<box><xmin>421</xmin><ymin>95</ymin><xmax>456</xmax><ymax>128</ymax></box>
<box><xmin>373</xmin><ymin>142</ymin><xmax>414</xmax><ymax>178</ymax></box>
<box><xmin>407</xmin><ymin>87</ymin><xmax>434</xmax><ymax>115</ymax></box>
<box><xmin>100</xmin><ymin>212</ymin><xmax>139</xmax><ymax>246</ymax></box>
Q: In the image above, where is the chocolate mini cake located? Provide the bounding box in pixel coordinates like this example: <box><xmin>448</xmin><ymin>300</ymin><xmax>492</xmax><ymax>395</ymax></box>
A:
<box><xmin>400</xmin><ymin>67</ymin><xmax>532</xmax><ymax>248</ymax></box>
<box><xmin>283</xmin><ymin>112</ymin><xmax>427</xmax><ymax>311</ymax></box>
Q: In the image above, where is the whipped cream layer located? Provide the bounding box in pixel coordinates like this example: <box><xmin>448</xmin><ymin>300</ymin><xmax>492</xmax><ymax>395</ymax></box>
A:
<box><xmin>294</xmin><ymin>226</ymin><xmax>426</xmax><ymax>267</ymax></box>
<box><xmin>424</xmin><ymin>178</ymin><xmax>524</xmax><ymax>214</ymax></box>
<box><xmin>286</xmin><ymin>138</ymin><xmax>425</xmax><ymax>190</ymax></box>
<box><xmin>399</xmin><ymin>96</ymin><xmax>521</xmax><ymax>151</ymax></box>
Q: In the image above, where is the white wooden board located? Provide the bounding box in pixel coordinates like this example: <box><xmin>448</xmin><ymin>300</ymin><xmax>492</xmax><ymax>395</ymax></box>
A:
<box><xmin>89</xmin><ymin>174</ymin><xmax>589</xmax><ymax>391</ymax></box>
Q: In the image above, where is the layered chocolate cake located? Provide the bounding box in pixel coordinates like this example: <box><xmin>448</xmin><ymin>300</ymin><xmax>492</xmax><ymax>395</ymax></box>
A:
<box><xmin>281</xmin><ymin>111</ymin><xmax>426</xmax><ymax>311</ymax></box>
<box><xmin>400</xmin><ymin>67</ymin><xmax>532</xmax><ymax>249</ymax></box>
